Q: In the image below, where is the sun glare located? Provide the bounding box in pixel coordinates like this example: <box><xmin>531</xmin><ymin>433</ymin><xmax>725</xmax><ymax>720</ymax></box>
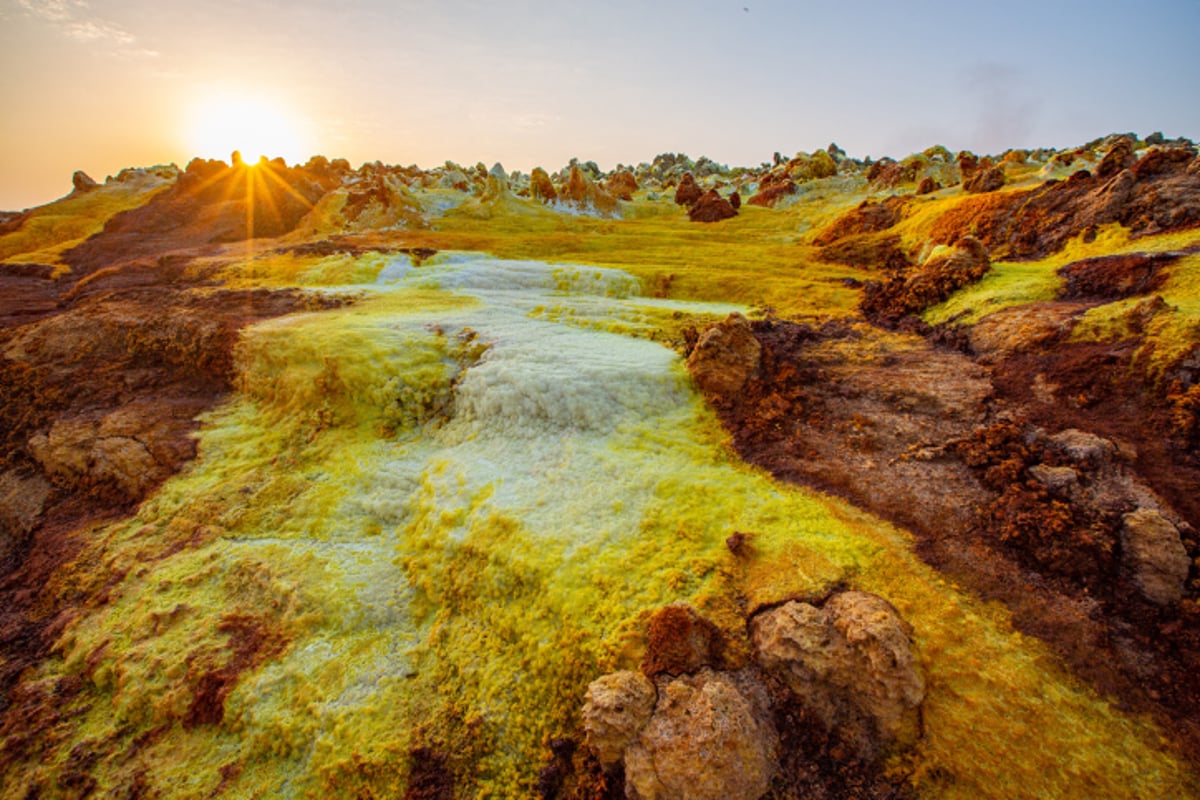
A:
<box><xmin>186</xmin><ymin>93</ymin><xmax>311</xmax><ymax>166</ymax></box>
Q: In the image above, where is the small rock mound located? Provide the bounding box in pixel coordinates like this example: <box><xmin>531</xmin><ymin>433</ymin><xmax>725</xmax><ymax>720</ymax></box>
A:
<box><xmin>641</xmin><ymin>603</ymin><xmax>725</xmax><ymax>677</ymax></box>
<box><xmin>961</xmin><ymin>155</ymin><xmax>1006</xmax><ymax>193</ymax></box>
<box><xmin>674</xmin><ymin>172</ymin><xmax>702</xmax><ymax>206</ymax></box>
<box><xmin>581</xmin><ymin>670</ymin><xmax>656</xmax><ymax>768</ymax></box>
<box><xmin>687</xmin><ymin>189</ymin><xmax>737</xmax><ymax>223</ymax></box>
<box><xmin>747</xmin><ymin>174</ymin><xmax>797</xmax><ymax>207</ymax></box>
<box><xmin>562</xmin><ymin>164</ymin><xmax>619</xmax><ymax>215</ymax></box>
<box><xmin>580</xmin><ymin>593</ymin><xmax>925</xmax><ymax>799</ymax></box>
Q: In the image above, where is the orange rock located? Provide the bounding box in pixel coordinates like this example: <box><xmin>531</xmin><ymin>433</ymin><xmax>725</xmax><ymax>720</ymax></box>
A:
<box><xmin>604</xmin><ymin>169</ymin><xmax>638</xmax><ymax>201</ymax></box>
<box><xmin>641</xmin><ymin>604</ymin><xmax>725</xmax><ymax>677</ymax></box>
<box><xmin>529</xmin><ymin>167</ymin><xmax>557</xmax><ymax>203</ymax></box>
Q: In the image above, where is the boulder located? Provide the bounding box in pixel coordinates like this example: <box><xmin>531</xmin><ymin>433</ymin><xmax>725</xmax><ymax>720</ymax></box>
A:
<box><xmin>686</xmin><ymin>313</ymin><xmax>761</xmax><ymax>398</ymax></box>
<box><xmin>751</xmin><ymin>592</ymin><xmax>925</xmax><ymax>752</ymax></box>
<box><xmin>1028</xmin><ymin>464</ymin><xmax>1080</xmax><ymax>493</ymax></box>
<box><xmin>674</xmin><ymin>172</ymin><xmax>702</xmax><ymax>206</ymax></box>
<box><xmin>581</xmin><ymin>670</ymin><xmax>656</xmax><ymax>768</ymax></box>
<box><xmin>1120</xmin><ymin>508</ymin><xmax>1190</xmax><ymax>605</ymax></box>
<box><xmin>624</xmin><ymin>669</ymin><xmax>776</xmax><ymax>800</ymax></box>
<box><xmin>687</xmin><ymin>189</ymin><xmax>737</xmax><ymax>223</ymax></box>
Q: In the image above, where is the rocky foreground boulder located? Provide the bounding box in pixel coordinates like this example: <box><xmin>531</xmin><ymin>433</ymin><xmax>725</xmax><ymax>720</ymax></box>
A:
<box><xmin>582</xmin><ymin>594</ymin><xmax>925</xmax><ymax>799</ymax></box>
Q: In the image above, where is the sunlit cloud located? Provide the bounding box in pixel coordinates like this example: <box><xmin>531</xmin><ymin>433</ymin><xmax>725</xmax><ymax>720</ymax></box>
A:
<box><xmin>17</xmin><ymin>0</ymin><xmax>157</xmax><ymax>57</ymax></box>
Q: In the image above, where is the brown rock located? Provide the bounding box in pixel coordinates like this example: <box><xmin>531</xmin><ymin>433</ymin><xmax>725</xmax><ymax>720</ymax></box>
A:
<box><xmin>1131</xmin><ymin>145</ymin><xmax>1197</xmax><ymax>178</ymax></box>
<box><xmin>729</xmin><ymin>190</ymin><xmax>741</xmax><ymax>210</ymax></box>
<box><xmin>751</xmin><ymin>592</ymin><xmax>925</xmax><ymax>752</ymax></box>
<box><xmin>1096</xmin><ymin>138</ymin><xmax>1136</xmax><ymax>179</ymax></box>
<box><xmin>1057</xmin><ymin>251</ymin><xmax>1176</xmax><ymax>301</ymax></box>
<box><xmin>916</xmin><ymin>176</ymin><xmax>940</xmax><ymax>195</ymax></box>
<box><xmin>746</xmin><ymin>176</ymin><xmax>796</xmax><ymax>208</ymax></box>
<box><xmin>624</xmin><ymin>669</ymin><xmax>776</xmax><ymax>800</ymax></box>
<box><xmin>674</xmin><ymin>172</ymin><xmax>702</xmax><ymax>206</ymax></box>
<box><xmin>1120</xmin><ymin>508</ymin><xmax>1190</xmax><ymax>605</ymax></box>
<box><xmin>529</xmin><ymin>167</ymin><xmax>557</xmax><ymax>203</ymax></box>
<box><xmin>685</xmin><ymin>313</ymin><xmax>761</xmax><ymax>398</ymax></box>
<box><xmin>581</xmin><ymin>670</ymin><xmax>656</xmax><ymax>768</ymax></box>
<box><xmin>813</xmin><ymin>196</ymin><xmax>909</xmax><ymax>245</ymax></box>
<box><xmin>71</xmin><ymin>170</ymin><xmax>98</xmax><ymax>194</ymax></box>
<box><xmin>859</xmin><ymin>235</ymin><xmax>990</xmax><ymax>325</ymax></box>
<box><xmin>642</xmin><ymin>604</ymin><xmax>724</xmax><ymax>677</ymax></box>
<box><xmin>0</xmin><ymin>470</ymin><xmax>52</xmax><ymax>564</ymax></box>
<box><xmin>687</xmin><ymin>189</ymin><xmax>737</xmax><ymax>223</ymax></box>
<box><xmin>963</xmin><ymin>164</ymin><xmax>1005</xmax><ymax>194</ymax></box>
<box><xmin>563</xmin><ymin>165</ymin><xmax>619</xmax><ymax>215</ymax></box>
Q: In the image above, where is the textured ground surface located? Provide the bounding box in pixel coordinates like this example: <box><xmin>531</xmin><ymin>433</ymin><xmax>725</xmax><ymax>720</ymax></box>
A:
<box><xmin>2</xmin><ymin>139</ymin><xmax>1199</xmax><ymax>798</ymax></box>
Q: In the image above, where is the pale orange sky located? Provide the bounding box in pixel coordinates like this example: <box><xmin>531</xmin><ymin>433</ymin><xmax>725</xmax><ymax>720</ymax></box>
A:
<box><xmin>2</xmin><ymin>0</ymin><xmax>1199</xmax><ymax>210</ymax></box>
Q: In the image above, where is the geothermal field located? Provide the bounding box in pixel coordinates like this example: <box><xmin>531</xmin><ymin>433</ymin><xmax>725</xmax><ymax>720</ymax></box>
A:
<box><xmin>2</xmin><ymin>138</ymin><xmax>1200</xmax><ymax>798</ymax></box>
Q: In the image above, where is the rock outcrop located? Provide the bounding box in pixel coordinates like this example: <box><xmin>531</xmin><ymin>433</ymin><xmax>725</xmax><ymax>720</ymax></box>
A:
<box><xmin>860</xmin><ymin>235</ymin><xmax>990</xmax><ymax>325</ymax></box>
<box><xmin>752</xmin><ymin>592</ymin><xmax>925</xmax><ymax>751</ymax></box>
<box><xmin>961</xmin><ymin>154</ymin><xmax>1006</xmax><ymax>193</ymax></box>
<box><xmin>71</xmin><ymin>170</ymin><xmax>98</xmax><ymax>194</ymax></box>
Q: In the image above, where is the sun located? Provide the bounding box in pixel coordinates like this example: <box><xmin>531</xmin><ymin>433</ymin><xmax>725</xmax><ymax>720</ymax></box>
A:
<box><xmin>186</xmin><ymin>92</ymin><xmax>311</xmax><ymax>166</ymax></box>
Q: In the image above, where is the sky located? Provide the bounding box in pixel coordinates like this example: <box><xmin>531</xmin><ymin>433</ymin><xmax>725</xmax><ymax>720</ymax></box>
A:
<box><xmin>1</xmin><ymin>0</ymin><xmax>1199</xmax><ymax>210</ymax></box>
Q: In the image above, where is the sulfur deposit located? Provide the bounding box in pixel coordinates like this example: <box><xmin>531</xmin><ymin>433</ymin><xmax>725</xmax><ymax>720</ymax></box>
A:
<box><xmin>2</xmin><ymin>136</ymin><xmax>1200</xmax><ymax>798</ymax></box>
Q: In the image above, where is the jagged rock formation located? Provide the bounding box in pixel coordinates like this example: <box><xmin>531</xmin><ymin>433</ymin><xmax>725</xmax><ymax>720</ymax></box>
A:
<box><xmin>673</xmin><ymin>172</ymin><xmax>702</xmax><ymax>206</ymax></box>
